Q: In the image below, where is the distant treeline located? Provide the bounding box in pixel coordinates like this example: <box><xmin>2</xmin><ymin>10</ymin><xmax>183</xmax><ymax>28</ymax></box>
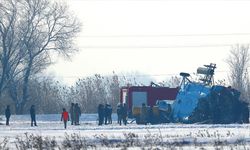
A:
<box><xmin>0</xmin><ymin>72</ymin><xmax>180</xmax><ymax>114</ymax></box>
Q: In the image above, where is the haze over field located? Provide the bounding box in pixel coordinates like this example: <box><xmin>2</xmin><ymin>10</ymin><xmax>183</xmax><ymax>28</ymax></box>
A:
<box><xmin>47</xmin><ymin>0</ymin><xmax>250</xmax><ymax>85</ymax></box>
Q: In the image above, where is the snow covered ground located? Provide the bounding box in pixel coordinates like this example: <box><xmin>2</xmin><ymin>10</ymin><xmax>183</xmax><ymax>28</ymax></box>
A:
<box><xmin>0</xmin><ymin>114</ymin><xmax>249</xmax><ymax>149</ymax></box>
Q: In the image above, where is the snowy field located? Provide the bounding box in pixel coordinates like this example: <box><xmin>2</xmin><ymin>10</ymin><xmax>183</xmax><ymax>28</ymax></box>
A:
<box><xmin>0</xmin><ymin>114</ymin><xmax>249</xmax><ymax>149</ymax></box>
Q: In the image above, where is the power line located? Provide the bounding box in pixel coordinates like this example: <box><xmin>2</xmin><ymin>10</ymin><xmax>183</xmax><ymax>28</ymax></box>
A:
<box><xmin>78</xmin><ymin>33</ymin><xmax>250</xmax><ymax>38</ymax></box>
<box><xmin>40</xmin><ymin>71</ymin><xmax>229</xmax><ymax>79</ymax></box>
<box><xmin>78</xmin><ymin>44</ymin><xmax>233</xmax><ymax>49</ymax></box>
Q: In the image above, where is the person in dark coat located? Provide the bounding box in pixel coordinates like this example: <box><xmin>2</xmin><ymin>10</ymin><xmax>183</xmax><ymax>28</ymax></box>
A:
<box><xmin>104</xmin><ymin>104</ymin><xmax>108</xmax><ymax>125</ymax></box>
<box><xmin>69</xmin><ymin>103</ymin><xmax>75</xmax><ymax>125</ymax></box>
<box><xmin>117</xmin><ymin>103</ymin><xmax>122</xmax><ymax>125</ymax></box>
<box><xmin>98</xmin><ymin>104</ymin><xmax>105</xmax><ymax>125</ymax></box>
<box><xmin>74</xmin><ymin>103</ymin><xmax>81</xmax><ymax>125</ymax></box>
<box><xmin>121</xmin><ymin>103</ymin><xmax>128</xmax><ymax>125</ymax></box>
<box><xmin>104</xmin><ymin>104</ymin><xmax>112</xmax><ymax>125</ymax></box>
<box><xmin>5</xmin><ymin>105</ymin><xmax>11</xmax><ymax>125</ymax></box>
<box><xmin>140</xmin><ymin>103</ymin><xmax>147</xmax><ymax>124</ymax></box>
<box><xmin>107</xmin><ymin>104</ymin><xmax>112</xmax><ymax>124</ymax></box>
<box><xmin>30</xmin><ymin>105</ymin><xmax>37</xmax><ymax>126</ymax></box>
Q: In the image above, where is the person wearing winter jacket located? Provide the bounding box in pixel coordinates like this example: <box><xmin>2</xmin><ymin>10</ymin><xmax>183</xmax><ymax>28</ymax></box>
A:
<box><xmin>5</xmin><ymin>105</ymin><xmax>11</xmax><ymax>125</ymax></box>
<box><xmin>69</xmin><ymin>103</ymin><xmax>75</xmax><ymax>125</ymax></box>
<box><xmin>117</xmin><ymin>103</ymin><xmax>122</xmax><ymax>125</ymax></box>
<box><xmin>98</xmin><ymin>104</ymin><xmax>105</xmax><ymax>125</ymax></box>
<box><xmin>104</xmin><ymin>104</ymin><xmax>112</xmax><ymax>125</ymax></box>
<box><xmin>140</xmin><ymin>103</ymin><xmax>147</xmax><ymax>124</ymax></box>
<box><xmin>121</xmin><ymin>103</ymin><xmax>128</xmax><ymax>125</ymax></box>
<box><xmin>107</xmin><ymin>104</ymin><xmax>112</xmax><ymax>124</ymax></box>
<box><xmin>61</xmin><ymin>108</ymin><xmax>69</xmax><ymax>129</ymax></box>
<box><xmin>30</xmin><ymin>105</ymin><xmax>37</xmax><ymax>126</ymax></box>
<box><xmin>74</xmin><ymin>103</ymin><xmax>81</xmax><ymax>125</ymax></box>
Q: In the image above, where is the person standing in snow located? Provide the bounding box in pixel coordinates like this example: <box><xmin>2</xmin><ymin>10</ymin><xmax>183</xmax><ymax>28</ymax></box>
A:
<box><xmin>74</xmin><ymin>103</ymin><xmax>81</xmax><ymax>125</ymax></box>
<box><xmin>30</xmin><ymin>105</ymin><xmax>37</xmax><ymax>126</ymax></box>
<box><xmin>69</xmin><ymin>103</ymin><xmax>75</xmax><ymax>125</ymax></box>
<box><xmin>103</xmin><ymin>104</ymin><xmax>112</xmax><ymax>125</ymax></box>
<box><xmin>61</xmin><ymin>108</ymin><xmax>70</xmax><ymax>129</ymax></box>
<box><xmin>104</xmin><ymin>104</ymin><xmax>109</xmax><ymax>125</ymax></box>
<box><xmin>98</xmin><ymin>104</ymin><xmax>105</xmax><ymax>125</ymax></box>
<box><xmin>5</xmin><ymin>105</ymin><xmax>11</xmax><ymax>125</ymax></box>
<box><xmin>121</xmin><ymin>103</ymin><xmax>128</xmax><ymax>125</ymax></box>
<box><xmin>107</xmin><ymin>104</ymin><xmax>112</xmax><ymax>124</ymax></box>
<box><xmin>140</xmin><ymin>103</ymin><xmax>147</xmax><ymax>124</ymax></box>
<box><xmin>117</xmin><ymin>103</ymin><xmax>122</xmax><ymax>125</ymax></box>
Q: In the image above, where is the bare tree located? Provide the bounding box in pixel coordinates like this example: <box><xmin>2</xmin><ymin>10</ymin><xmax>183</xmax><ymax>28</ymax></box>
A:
<box><xmin>160</xmin><ymin>76</ymin><xmax>181</xmax><ymax>88</ymax></box>
<box><xmin>0</xmin><ymin>0</ymin><xmax>81</xmax><ymax>114</ymax></box>
<box><xmin>226</xmin><ymin>44</ymin><xmax>250</xmax><ymax>102</ymax></box>
<box><xmin>0</xmin><ymin>0</ymin><xmax>25</xmax><ymax>96</ymax></box>
<box><xmin>109</xmin><ymin>72</ymin><xmax>120</xmax><ymax>108</ymax></box>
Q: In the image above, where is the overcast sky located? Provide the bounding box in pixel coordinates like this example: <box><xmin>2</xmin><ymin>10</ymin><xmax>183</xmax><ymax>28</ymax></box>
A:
<box><xmin>47</xmin><ymin>0</ymin><xmax>250</xmax><ymax>85</ymax></box>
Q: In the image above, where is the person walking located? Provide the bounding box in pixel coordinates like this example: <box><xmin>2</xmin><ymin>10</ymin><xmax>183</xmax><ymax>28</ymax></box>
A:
<box><xmin>74</xmin><ymin>103</ymin><xmax>81</xmax><ymax>125</ymax></box>
<box><xmin>30</xmin><ymin>105</ymin><xmax>37</xmax><ymax>126</ymax></box>
<box><xmin>69</xmin><ymin>103</ymin><xmax>75</xmax><ymax>125</ymax></box>
<box><xmin>61</xmin><ymin>108</ymin><xmax>70</xmax><ymax>129</ymax></box>
<box><xmin>5</xmin><ymin>105</ymin><xmax>11</xmax><ymax>126</ymax></box>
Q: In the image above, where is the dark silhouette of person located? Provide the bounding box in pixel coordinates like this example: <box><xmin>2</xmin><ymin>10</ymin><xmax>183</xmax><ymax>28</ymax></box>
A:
<box><xmin>140</xmin><ymin>103</ymin><xmax>147</xmax><ymax>124</ymax></box>
<box><xmin>117</xmin><ymin>103</ymin><xmax>122</xmax><ymax>125</ymax></box>
<box><xmin>74</xmin><ymin>103</ymin><xmax>81</xmax><ymax>125</ymax></box>
<box><xmin>30</xmin><ymin>105</ymin><xmax>37</xmax><ymax>126</ymax></box>
<box><xmin>61</xmin><ymin>108</ymin><xmax>69</xmax><ymax>129</ymax></box>
<box><xmin>104</xmin><ymin>104</ymin><xmax>112</xmax><ymax>125</ymax></box>
<box><xmin>148</xmin><ymin>106</ymin><xmax>155</xmax><ymax>124</ymax></box>
<box><xmin>98</xmin><ymin>104</ymin><xmax>105</xmax><ymax>125</ymax></box>
<box><xmin>107</xmin><ymin>104</ymin><xmax>112</xmax><ymax>124</ymax></box>
<box><xmin>121</xmin><ymin>103</ymin><xmax>128</xmax><ymax>125</ymax></box>
<box><xmin>104</xmin><ymin>104</ymin><xmax>108</xmax><ymax>125</ymax></box>
<box><xmin>5</xmin><ymin>105</ymin><xmax>11</xmax><ymax>126</ymax></box>
<box><xmin>69</xmin><ymin>103</ymin><xmax>75</xmax><ymax>125</ymax></box>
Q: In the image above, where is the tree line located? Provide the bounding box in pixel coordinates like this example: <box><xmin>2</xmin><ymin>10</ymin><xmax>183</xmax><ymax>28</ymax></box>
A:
<box><xmin>0</xmin><ymin>72</ymin><xmax>157</xmax><ymax>114</ymax></box>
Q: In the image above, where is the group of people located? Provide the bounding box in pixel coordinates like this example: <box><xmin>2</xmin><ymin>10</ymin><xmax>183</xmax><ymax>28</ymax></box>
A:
<box><xmin>60</xmin><ymin>103</ymin><xmax>81</xmax><ymax>129</ymax></box>
<box><xmin>69</xmin><ymin>103</ymin><xmax>81</xmax><ymax>125</ymax></box>
<box><xmin>97</xmin><ymin>103</ymin><xmax>128</xmax><ymax>126</ymax></box>
<box><xmin>3</xmin><ymin>102</ymin><xmax>129</xmax><ymax>128</ymax></box>
<box><xmin>97</xmin><ymin>104</ymin><xmax>112</xmax><ymax>125</ymax></box>
<box><xmin>3</xmin><ymin>103</ymin><xmax>82</xmax><ymax>129</ymax></box>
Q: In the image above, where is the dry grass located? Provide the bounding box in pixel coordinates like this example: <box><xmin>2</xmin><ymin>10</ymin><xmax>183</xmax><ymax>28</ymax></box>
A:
<box><xmin>8</xmin><ymin>130</ymin><xmax>250</xmax><ymax>150</ymax></box>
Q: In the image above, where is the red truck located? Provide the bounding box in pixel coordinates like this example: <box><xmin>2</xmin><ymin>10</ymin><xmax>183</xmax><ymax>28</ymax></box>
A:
<box><xmin>120</xmin><ymin>84</ymin><xmax>179</xmax><ymax>124</ymax></box>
